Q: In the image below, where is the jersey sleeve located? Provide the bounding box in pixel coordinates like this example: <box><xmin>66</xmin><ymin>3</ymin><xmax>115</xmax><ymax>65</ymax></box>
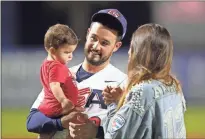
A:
<box><xmin>48</xmin><ymin>62</ymin><xmax>68</xmax><ymax>84</ymax></box>
<box><xmin>30</xmin><ymin>89</ymin><xmax>44</xmax><ymax>109</ymax></box>
<box><xmin>103</xmin><ymin>81</ymin><xmax>155</xmax><ymax>139</ymax></box>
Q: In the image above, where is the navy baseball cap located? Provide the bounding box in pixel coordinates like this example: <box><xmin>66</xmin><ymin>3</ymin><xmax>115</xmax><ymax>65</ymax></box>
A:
<box><xmin>91</xmin><ymin>9</ymin><xmax>127</xmax><ymax>40</ymax></box>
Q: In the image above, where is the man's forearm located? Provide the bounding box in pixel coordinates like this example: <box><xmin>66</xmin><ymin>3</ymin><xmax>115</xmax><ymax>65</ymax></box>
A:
<box><xmin>27</xmin><ymin>109</ymin><xmax>64</xmax><ymax>133</ymax></box>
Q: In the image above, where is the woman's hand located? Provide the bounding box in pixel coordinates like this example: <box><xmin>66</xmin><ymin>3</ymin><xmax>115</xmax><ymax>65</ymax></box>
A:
<box><xmin>102</xmin><ymin>86</ymin><xmax>124</xmax><ymax>105</ymax></box>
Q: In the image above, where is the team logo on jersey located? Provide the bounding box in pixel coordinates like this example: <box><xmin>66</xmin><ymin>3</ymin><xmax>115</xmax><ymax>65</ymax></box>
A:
<box><xmin>89</xmin><ymin>116</ymin><xmax>101</xmax><ymax>127</ymax></box>
<box><xmin>85</xmin><ymin>89</ymin><xmax>107</xmax><ymax>109</ymax></box>
<box><xmin>110</xmin><ymin>114</ymin><xmax>125</xmax><ymax>133</ymax></box>
<box><xmin>77</xmin><ymin>87</ymin><xmax>91</xmax><ymax>107</ymax></box>
<box><xmin>108</xmin><ymin>10</ymin><xmax>120</xmax><ymax>18</ymax></box>
<box><xmin>77</xmin><ymin>88</ymin><xmax>107</xmax><ymax>109</ymax></box>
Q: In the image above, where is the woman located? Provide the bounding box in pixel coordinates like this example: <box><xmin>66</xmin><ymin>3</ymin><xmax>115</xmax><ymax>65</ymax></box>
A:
<box><xmin>103</xmin><ymin>23</ymin><xmax>186</xmax><ymax>139</ymax></box>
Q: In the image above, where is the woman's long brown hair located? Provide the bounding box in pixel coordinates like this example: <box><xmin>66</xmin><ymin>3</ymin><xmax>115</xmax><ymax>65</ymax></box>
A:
<box><xmin>118</xmin><ymin>23</ymin><xmax>182</xmax><ymax>109</ymax></box>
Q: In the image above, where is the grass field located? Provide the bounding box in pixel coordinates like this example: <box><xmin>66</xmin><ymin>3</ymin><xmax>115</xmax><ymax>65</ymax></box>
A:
<box><xmin>2</xmin><ymin>106</ymin><xmax>205</xmax><ymax>138</ymax></box>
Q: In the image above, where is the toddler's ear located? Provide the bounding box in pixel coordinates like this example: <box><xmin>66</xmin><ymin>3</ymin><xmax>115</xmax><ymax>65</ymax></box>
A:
<box><xmin>50</xmin><ymin>47</ymin><xmax>56</xmax><ymax>54</ymax></box>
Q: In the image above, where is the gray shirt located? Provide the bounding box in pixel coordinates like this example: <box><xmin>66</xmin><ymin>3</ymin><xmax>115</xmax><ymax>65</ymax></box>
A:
<box><xmin>103</xmin><ymin>79</ymin><xmax>186</xmax><ymax>139</ymax></box>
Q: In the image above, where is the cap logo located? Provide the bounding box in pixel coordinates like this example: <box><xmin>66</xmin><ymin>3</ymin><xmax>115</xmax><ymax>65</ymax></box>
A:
<box><xmin>107</xmin><ymin>10</ymin><xmax>120</xmax><ymax>18</ymax></box>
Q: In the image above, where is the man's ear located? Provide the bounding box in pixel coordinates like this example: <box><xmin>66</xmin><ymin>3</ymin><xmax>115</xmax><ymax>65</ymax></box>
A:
<box><xmin>113</xmin><ymin>41</ymin><xmax>122</xmax><ymax>52</ymax></box>
<box><xmin>86</xmin><ymin>28</ymin><xmax>90</xmax><ymax>40</ymax></box>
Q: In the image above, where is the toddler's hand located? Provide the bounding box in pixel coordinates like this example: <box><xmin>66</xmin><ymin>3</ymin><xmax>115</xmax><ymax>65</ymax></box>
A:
<box><xmin>61</xmin><ymin>99</ymin><xmax>74</xmax><ymax>115</ymax></box>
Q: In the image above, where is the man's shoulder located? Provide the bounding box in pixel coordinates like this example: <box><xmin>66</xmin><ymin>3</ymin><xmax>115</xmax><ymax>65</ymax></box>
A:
<box><xmin>69</xmin><ymin>63</ymin><xmax>82</xmax><ymax>72</ymax></box>
<box><xmin>107</xmin><ymin>64</ymin><xmax>126</xmax><ymax>76</ymax></box>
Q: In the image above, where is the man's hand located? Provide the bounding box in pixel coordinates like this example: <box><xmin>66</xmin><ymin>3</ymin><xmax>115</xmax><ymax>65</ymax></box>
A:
<box><xmin>69</xmin><ymin>120</ymin><xmax>98</xmax><ymax>139</ymax></box>
<box><xmin>61</xmin><ymin>107</ymin><xmax>86</xmax><ymax>129</ymax></box>
<box><xmin>102</xmin><ymin>86</ymin><xmax>123</xmax><ymax>105</ymax></box>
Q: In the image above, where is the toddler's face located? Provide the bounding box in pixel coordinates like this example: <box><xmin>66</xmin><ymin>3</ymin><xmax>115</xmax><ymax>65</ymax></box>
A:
<box><xmin>54</xmin><ymin>44</ymin><xmax>77</xmax><ymax>64</ymax></box>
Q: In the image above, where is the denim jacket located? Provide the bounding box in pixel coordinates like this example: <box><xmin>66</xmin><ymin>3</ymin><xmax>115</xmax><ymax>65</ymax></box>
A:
<box><xmin>103</xmin><ymin>79</ymin><xmax>186</xmax><ymax>139</ymax></box>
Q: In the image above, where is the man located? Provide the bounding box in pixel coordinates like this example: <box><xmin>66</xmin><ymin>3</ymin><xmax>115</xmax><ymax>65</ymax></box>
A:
<box><xmin>27</xmin><ymin>8</ymin><xmax>127</xmax><ymax>139</ymax></box>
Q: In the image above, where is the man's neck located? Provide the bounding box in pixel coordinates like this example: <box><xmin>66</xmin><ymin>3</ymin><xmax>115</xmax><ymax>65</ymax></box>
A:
<box><xmin>82</xmin><ymin>59</ymin><xmax>110</xmax><ymax>73</ymax></box>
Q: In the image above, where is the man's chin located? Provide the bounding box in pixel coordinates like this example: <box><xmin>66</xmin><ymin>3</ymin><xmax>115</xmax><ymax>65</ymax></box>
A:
<box><xmin>87</xmin><ymin>55</ymin><xmax>100</xmax><ymax>62</ymax></box>
<box><xmin>86</xmin><ymin>58</ymin><xmax>102</xmax><ymax>66</ymax></box>
<box><xmin>85</xmin><ymin>54</ymin><xmax>108</xmax><ymax>66</ymax></box>
<box><xmin>88</xmin><ymin>60</ymin><xmax>99</xmax><ymax>65</ymax></box>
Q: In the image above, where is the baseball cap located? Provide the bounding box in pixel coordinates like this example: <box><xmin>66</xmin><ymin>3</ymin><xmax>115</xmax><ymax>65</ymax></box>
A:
<box><xmin>91</xmin><ymin>9</ymin><xmax>127</xmax><ymax>40</ymax></box>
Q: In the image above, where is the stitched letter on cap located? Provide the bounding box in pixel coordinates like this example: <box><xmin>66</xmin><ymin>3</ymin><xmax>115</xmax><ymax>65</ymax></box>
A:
<box><xmin>108</xmin><ymin>10</ymin><xmax>120</xmax><ymax>18</ymax></box>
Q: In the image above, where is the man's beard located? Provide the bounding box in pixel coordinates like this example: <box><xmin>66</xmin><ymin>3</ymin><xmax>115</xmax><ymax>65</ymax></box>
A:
<box><xmin>84</xmin><ymin>48</ymin><xmax>110</xmax><ymax>66</ymax></box>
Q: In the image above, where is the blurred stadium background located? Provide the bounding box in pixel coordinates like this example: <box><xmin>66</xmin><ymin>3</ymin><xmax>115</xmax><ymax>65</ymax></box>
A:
<box><xmin>2</xmin><ymin>1</ymin><xmax>205</xmax><ymax>138</ymax></box>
